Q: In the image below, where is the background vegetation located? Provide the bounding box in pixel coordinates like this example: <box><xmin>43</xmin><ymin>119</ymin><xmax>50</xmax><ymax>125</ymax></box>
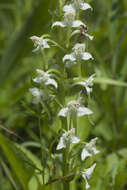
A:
<box><xmin>0</xmin><ymin>0</ymin><xmax>127</xmax><ymax>189</ymax></box>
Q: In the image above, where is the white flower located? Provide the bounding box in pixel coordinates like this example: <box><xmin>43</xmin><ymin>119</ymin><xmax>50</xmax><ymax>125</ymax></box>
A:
<box><xmin>30</xmin><ymin>36</ymin><xmax>50</xmax><ymax>52</ymax></box>
<box><xmin>58</xmin><ymin>99</ymin><xmax>93</xmax><ymax>117</ymax></box>
<box><xmin>81</xmin><ymin>163</ymin><xmax>96</xmax><ymax>189</ymax></box>
<box><xmin>73</xmin><ymin>0</ymin><xmax>93</xmax><ymax>11</ymax></box>
<box><xmin>71</xmin><ymin>29</ymin><xmax>94</xmax><ymax>40</ymax></box>
<box><xmin>56</xmin><ymin>128</ymin><xmax>80</xmax><ymax>150</ymax></box>
<box><xmin>63</xmin><ymin>4</ymin><xmax>76</xmax><ymax>15</ymax></box>
<box><xmin>73</xmin><ymin>74</ymin><xmax>95</xmax><ymax>93</ymax></box>
<box><xmin>63</xmin><ymin>43</ymin><xmax>93</xmax><ymax>66</ymax></box>
<box><xmin>29</xmin><ymin>87</ymin><xmax>45</xmax><ymax>104</ymax></box>
<box><xmin>33</xmin><ymin>69</ymin><xmax>58</xmax><ymax>88</ymax></box>
<box><xmin>81</xmin><ymin>138</ymin><xmax>99</xmax><ymax>161</ymax></box>
<box><xmin>52</xmin><ymin>4</ymin><xmax>86</xmax><ymax>28</ymax></box>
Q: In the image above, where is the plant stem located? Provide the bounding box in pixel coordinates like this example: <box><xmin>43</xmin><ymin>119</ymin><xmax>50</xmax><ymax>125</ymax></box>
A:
<box><xmin>63</xmin><ymin>145</ymin><xmax>70</xmax><ymax>190</ymax></box>
<box><xmin>72</xmin><ymin>113</ymin><xmax>77</xmax><ymax>135</ymax></box>
<box><xmin>61</xmin><ymin>119</ymin><xmax>70</xmax><ymax>190</ymax></box>
<box><xmin>78</xmin><ymin>61</ymin><xmax>82</xmax><ymax>78</ymax></box>
<box><xmin>41</xmin><ymin>50</ymin><xmax>48</xmax><ymax>71</ymax></box>
<box><xmin>41</xmin><ymin>100</ymin><xmax>51</xmax><ymax>119</ymax></box>
<box><xmin>38</xmin><ymin>117</ymin><xmax>45</xmax><ymax>185</ymax></box>
<box><xmin>69</xmin><ymin>116</ymin><xmax>72</xmax><ymax>130</ymax></box>
<box><xmin>66</xmin><ymin>28</ymin><xmax>71</xmax><ymax>48</ymax></box>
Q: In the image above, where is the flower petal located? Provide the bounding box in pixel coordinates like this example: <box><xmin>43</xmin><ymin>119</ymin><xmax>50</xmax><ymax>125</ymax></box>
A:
<box><xmin>56</xmin><ymin>137</ymin><xmax>66</xmax><ymax>150</ymax></box>
<box><xmin>81</xmin><ymin>163</ymin><xmax>96</xmax><ymax>189</ymax></box>
<box><xmin>33</xmin><ymin>77</ymin><xmax>43</xmax><ymax>83</ymax></box>
<box><xmin>63</xmin><ymin>54</ymin><xmax>76</xmax><ymax>62</ymax></box>
<box><xmin>85</xmin><ymin>163</ymin><xmax>96</xmax><ymax>178</ymax></box>
<box><xmin>72</xmin><ymin>20</ymin><xmax>86</xmax><ymax>27</ymax></box>
<box><xmin>92</xmin><ymin>147</ymin><xmax>100</xmax><ymax>154</ymax></box>
<box><xmin>73</xmin><ymin>81</ymin><xmax>87</xmax><ymax>87</ymax></box>
<box><xmin>58</xmin><ymin>107</ymin><xmax>69</xmax><ymax>117</ymax></box>
<box><xmin>81</xmin><ymin>174</ymin><xmax>90</xmax><ymax>190</ymax></box>
<box><xmin>29</xmin><ymin>87</ymin><xmax>39</xmax><ymax>96</ymax></box>
<box><xmin>81</xmin><ymin>148</ymin><xmax>92</xmax><ymax>161</ymax></box>
<box><xmin>32</xmin><ymin>46</ymin><xmax>40</xmax><ymax>53</ymax></box>
<box><xmin>77</xmin><ymin>107</ymin><xmax>93</xmax><ymax>117</ymax></box>
<box><xmin>42</xmin><ymin>39</ymin><xmax>50</xmax><ymax>49</ymax></box>
<box><xmin>71</xmin><ymin>29</ymin><xmax>80</xmax><ymax>37</ymax></box>
<box><xmin>85</xmin><ymin>33</ymin><xmax>94</xmax><ymax>40</ymax></box>
<box><xmin>72</xmin><ymin>81</ymin><xmax>92</xmax><ymax>93</ymax></box>
<box><xmin>52</xmin><ymin>21</ymin><xmax>66</xmax><ymax>28</ymax></box>
<box><xmin>46</xmin><ymin>78</ymin><xmax>58</xmax><ymax>88</ymax></box>
<box><xmin>71</xmin><ymin>136</ymin><xmax>80</xmax><ymax>144</ymax></box>
<box><xmin>63</xmin><ymin>4</ymin><xmax>76</xmax><ymax>15</ymax></box>
<box><xmin>29</xmin><ymin>87</ymin><xmax>43</xmax><ymax>104</ymax></box>
<box><xmin>80</xmin><ymin>3</ymin><xmax>93</xmax><ymax>11</ymax></box>
<box><xmin>82</xmin><ymin>52</ymin><xmax>93</xmax><ymax>60</ymax></box>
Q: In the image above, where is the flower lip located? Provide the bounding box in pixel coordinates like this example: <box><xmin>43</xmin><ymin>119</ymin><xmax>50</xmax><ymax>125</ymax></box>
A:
<box><xmin>30</xmin><ymin>36</ymin><xmax>50</xmax><ymax>52</ymax></box>
<box><xmin>81</xmin><ymin>137</ymin><xmax>99</xmax><ymax>161</ymax></box>
<box><xmin>29</xmin><ymin>87</ymin><xmax>45</xmax><ymax>104</ymax></box>
<box><xmin>56</xmin><ymin>128</ymin><xmax>80</xmax><ymax>150</ymax></box>
<box><xmin>58</xmin><ymin>99</ymin><xmax>93</xmax><ymax>117</ymax></box>
<box><xmin>33</xmin><ymin>69</ymin><xmax>58</xmax><ymax>88</ymax></box>
<box><xmin>72</xmin><ymin>74</ymin><xmax>96</xmax><ymax>93</ymax></box>
<box><xmin>73</xmin><ymin>0</ymin><xmax>93</xmax><ymax>11</ymax></box>
<box><xmin>63</xmin><ymin>4</ymin><xmax>76</xmax><ymax>16</ymax></box>
<box><xmin>63</xmin><ymin>43</ymin><xmax>93</xmax><ymax>66</ymax></box>
<box><xmin>81</xmin><ymin>163</ymin><xmax>96</xmax><ymax>189</ymax></box>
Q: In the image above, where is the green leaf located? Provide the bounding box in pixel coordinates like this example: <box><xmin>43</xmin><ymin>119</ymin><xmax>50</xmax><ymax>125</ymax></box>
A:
<box><xmin>94</xmin><ymin>77</ymin><xmax>127</xmax><ymax>87</ymax></box>
<box><xmin>0</xmin><ymin>134</ymin><xmax>34</xmax><ymax>190</ymax></box>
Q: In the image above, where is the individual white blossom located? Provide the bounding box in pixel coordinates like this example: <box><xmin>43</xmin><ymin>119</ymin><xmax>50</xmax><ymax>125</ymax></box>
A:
<box><xmin>81</xmin><ymin>138</ymin><xmax>99</xmax><ymax>161</ymax></box>
<box><xmin>33</xmin><ymin>69</ymin><xmax>58</xmax><ymax>88</ymax></box>
<box><xmin>73</xmin><ymin>0</ymin><xmax>93</xmax><ymax>11</ymax></box>
<box><xmin>56</xmin><ymin>128</ymin><xmax>80</xmax><ymax>150</ymax></box>
<box><xmin>30</xmin><ymin>36</ymin><xmax>50</xmax><ymax>52</ymax></box>
<box><xmin>73</xmin><ymin>74</ymin><xmax>95</xmax><ymax>94</ymax></box>
<box><xmin>52</xmin><ymin>4</ymin><xmax>86</xmax><ymax>28</ymax></box>
<box><xmin>63</xmin><ymin>43</ymin><xmax>93</xmax><ymax>66</ymax></box>
<box><xmin>71</xmin><ymin>29</ymin><xmax>94</xmax><ymax>40</ymax></box>
<box><xmin>58</xmin><ymin>99</ymin><xmax>93</xmax><ymax>117</ymax></box>
<box><xmin>29</xmin><ymin>87</ymin><xmax>45</xmax><ymax>104</ymax></box>
<box><xmin>63</xmin><ymin>4</ymin><xmax>76</xmax><ymax>15</ymax></box>
<box><xmin>81</xmin><ymin>163</ymin><xmax>96</xmax><ymax>189</ymax></box>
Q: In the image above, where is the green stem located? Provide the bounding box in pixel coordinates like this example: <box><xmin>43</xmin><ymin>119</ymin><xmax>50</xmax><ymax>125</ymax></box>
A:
<box><xmin>69</xmin><ymin>116</ymin><xmax>72</xmax><ymax>130</ymax></box>
<box><xmin>88</xmin><ymin>93</ymin><xmax>94</xmax><ymax>125</ymax></box>
<box><xmin>38</xmin><ymin>117</ymin><xmax>45</xmax><ymax>185</ymax></box>
<box><xmin>78</xmin><ymin>61</ymin><xmax>82</xmax><ymax>78</ymax></box>
<box><xmin>58</xmin><ymin>0</ymin><xmax>63</xmax><ymax>16</ymax></box>
<box><xmin>41</xmin><ymin>100</ymin><xmax>51</xmax><ymax>119</ymax></box>
<box><xmin>76</xmin><ymin>10</ymin><xmax>80</xmax><ymax>20</ymax></box>
<box><xmin>72</xmin><ymin>113</ymin><xmax>77</xmax><ymax>135</ymax></box>
<box><xmin>63</xmin><ymin>145</ymin><xmax>70</xmax><ymax>190</ymax></box>
<box><xmin>41</xmin><ymin>50</ymin><xmax>48</xmax><ymax>71</ymax></box>
<box><xmin>61</xmin><ymin>119</ymin><xmax>70</xmax><ymax>190</ymax></box>
<box><xmin>66</xmin><ymin>28</ymin><xmax>71</xmax><ymax>48</ymax></box>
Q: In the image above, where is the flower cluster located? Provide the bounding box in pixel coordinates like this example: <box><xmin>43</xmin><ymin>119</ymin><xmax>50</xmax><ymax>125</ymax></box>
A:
<box><xmin>29</xmin><ymin>37</ymin><xmax>58</xmax><ymax>105</ymax></box>
<box><xmin>28</xmin><ymin>0</ymin><xmax>99</xmax><ymax>189</ymax></box>
<box><xmin>53</xmin><ymin>1</ymin><xmax>99</xmax><ymax>189</ymax></box>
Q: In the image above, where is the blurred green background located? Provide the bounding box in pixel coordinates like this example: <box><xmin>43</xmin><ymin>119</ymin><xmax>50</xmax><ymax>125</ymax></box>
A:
<box><xmin>0</xmin><ymin>0</ymin><xmax>127</xmax><ymax>189</ymax></box>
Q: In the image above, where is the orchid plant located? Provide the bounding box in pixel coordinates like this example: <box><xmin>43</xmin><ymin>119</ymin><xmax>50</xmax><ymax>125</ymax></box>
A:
<box><xmin>28</xmin><ymin>1</ymin><xmax>99</xmax><ymax>190</ymax></box>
